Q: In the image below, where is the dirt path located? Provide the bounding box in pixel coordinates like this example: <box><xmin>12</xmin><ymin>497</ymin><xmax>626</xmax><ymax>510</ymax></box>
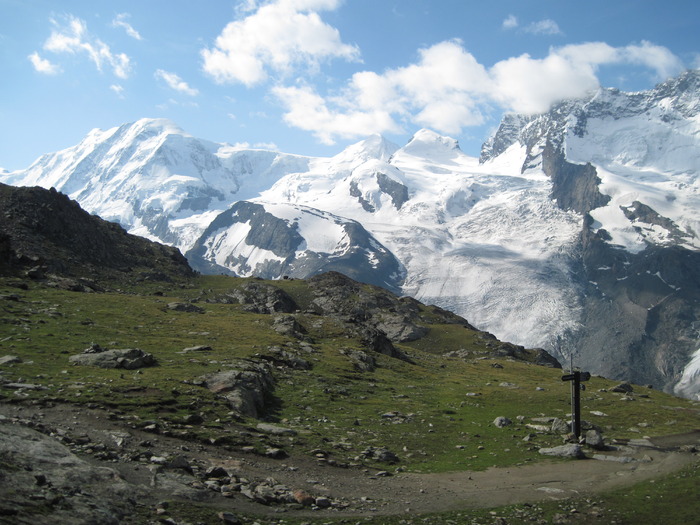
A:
<box><xmin>1</xmin><ymin>402</ymin><xmax>698</xmax><ymax>520</ymax></box>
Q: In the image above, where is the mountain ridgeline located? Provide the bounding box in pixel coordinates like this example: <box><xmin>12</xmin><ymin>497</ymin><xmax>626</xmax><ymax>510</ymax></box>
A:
<box><xmin>2</xmin><ymin>70</ymin><xmax>699</xmax><ymax>399</ymax></box>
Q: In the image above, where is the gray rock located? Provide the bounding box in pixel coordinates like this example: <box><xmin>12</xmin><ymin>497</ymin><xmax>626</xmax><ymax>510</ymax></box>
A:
<box><xmin>592</xmin><ymin>454</ymin><xmax>634</xmax><ymax>463</ymax></box>
<box><xmin>0</xmin><ymin>355</ymin><xmax>22</xmax><ymax>365</ymax></box>
<box><xmin>493</xmin><ymin>416</ymin><xmax>512</xmax><ymax>428</ymax></box>
<box><xmin>361</xmin><ymin>446</ymin><xmax>399</xmax><ymax>463</ymax></box>
<box><xmin>200</xmin><ymin>361</ymin><xmax>274</xmax><ymax>419</ymax></box>
<box><xmin>538</xmin><ymin>444</ymin><xmax>585</xmax><ymax>458</ymax></box>
<box><xmin>315</xmin><ymin>496</ymin><xmax>332</xmax><ymax>508</ymax></box>
<box><xmin>167</xmin><ymin>302</ymin><xmax>204</xmax><ymax>313</ymax></box>
<box><xmin>259</xmin><ymin>346</ymin><xmax>311</xmax><ymax>370</ymax></box>
<box><xmin>585</xmin><ymin>429</ymin><xmax>605</xmax><ymax>450</ymax></box>
<box><xmin>611</xmin><ymin>382</ymin><xmax>634</xmax><ymax>393</ymax></box>
<box><xmin>0</xmin><ymin>421</ymin><xmax>138</xmax><ymax>523</ymax></box>
<box><xmin>218</xmin><ymin>511</ymin><xmax>242</xmax><ymax>524</ymax></box>
<box><xmin>180</xmin><ymin>345</ymin><xmax>213</xmax><ymax>353</ymax></box>
<box><xmin>256</xmin><ymin>423</ymin><xmax>297</xmax><ymax>436</ymax></box>
<box><xmin>339</xmin><ymin>348</ymin><xmax>376</xmax><ymax>372</ymax></box>
<box><xmin>271</xmin><ymin>315</ymin><xmax>307</xmax><ymax>339</ymax></box>
<box><xmin>69</xmin><ymin>348</ymin><xmax>157</xmax><ymax>369</ymax></box>
<box><xmin>551</xmin><ymin>418</ymin><xmax>571</xmax><ymax>434</ymax></box>
<box><xmin>264</xmin><ymin>447</ymin><xmax>288</xmax><ymax>459</ymax></box>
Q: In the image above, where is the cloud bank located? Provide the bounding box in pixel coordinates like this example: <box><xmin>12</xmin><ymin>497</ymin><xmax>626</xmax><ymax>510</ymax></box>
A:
<box><xmin>273</xmin><ymin>39</ymin><xmax>684</xmax><ymax>144</ymax></box>
<box><xmin>202</xmin><ymin>2</ymin><xmax>685</xmax><ymax>145</ymax></box>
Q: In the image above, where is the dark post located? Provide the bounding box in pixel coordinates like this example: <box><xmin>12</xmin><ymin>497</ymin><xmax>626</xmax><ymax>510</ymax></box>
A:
<box><xmin>561</xmin><ymin>371</ymin><xmax>590</xmax><ymax>439</ymax></box>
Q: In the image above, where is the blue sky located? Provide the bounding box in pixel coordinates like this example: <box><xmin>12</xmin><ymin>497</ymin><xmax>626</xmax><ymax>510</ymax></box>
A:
<box><xmin>1</xmin><ymin>0</ymin><xmax>698</xmax><ymax>171</ymax></box>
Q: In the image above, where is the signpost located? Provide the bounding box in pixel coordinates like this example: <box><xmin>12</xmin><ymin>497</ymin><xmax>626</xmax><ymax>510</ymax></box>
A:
<box><xmin>561</xmin><ymin>370</ymin><xmax>591</xmax><ymax>438</ymax></box>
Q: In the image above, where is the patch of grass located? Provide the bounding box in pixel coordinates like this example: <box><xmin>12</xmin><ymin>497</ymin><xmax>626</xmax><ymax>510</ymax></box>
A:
<box><xmin>1</xmin><ymin>274</ymin><xmax>699</xmax><ymax>478</ymax></box>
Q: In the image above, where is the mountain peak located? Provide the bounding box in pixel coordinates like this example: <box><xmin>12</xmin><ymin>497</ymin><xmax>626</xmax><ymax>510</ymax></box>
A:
<box><xmin>126</xmin><ymin>117</ymin><xmax>187</xmax><ymax>135</ymax></box>
<box><xmin>399</xmin><ymin>129</ymin><xmax>461</xmax><ymax>159</ymax></box>
<box><xmin>332</xmin><ymin>134</ymin><xmax>400</xmax><ymax>166</ymax></box>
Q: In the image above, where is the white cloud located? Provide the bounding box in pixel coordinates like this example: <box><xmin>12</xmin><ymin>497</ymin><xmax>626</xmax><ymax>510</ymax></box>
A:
<box><xmin>273</xmin><ymin>39</ymin><xmax>685</xmax><ymax>143</ymax></box>
<box><xmin>201</xmin><ymin>0</ymin><xmax>360</xmax><ymax>86</ymax></box>
<box><xmin>273</xmin><ymin>84</ymin><xmax>400</xmax><ymax>144</ymax></box>
<box><xmin>619</xmin><ymin>40</ymin><xmax>685</xmax><ymax>80</ymax></box>
<box><xmin>502</xmin><ymin>15</ymin><xmax>518</xmax><ymax>30</ymax></box>
<box><xmin>43</xmin><ymin>15</ymin><xmax>132</xmax><ymax>78</ymax></box>
<box><xmin>524</xmin><ymin>19</ymin><xmax>562</xmax><ymax>36</ymax></box>
<box><xmin>155</xmin><ymin>69</ymin><xmax>199</xmax><ymax>96</ymax></box>
<box><xmin>112</xmin><ymin>13</ymin><xmax>142</xmax><ymax>40</ymax></box>
<box><xmin>110</xmin><ymin>84</ymin><xmax>125</xmax><ymax>98</ymax></box>
<box><xmin>28</xmin><ymin>52</ymin><xmax>60</xmax><ymax>74</ymax></box>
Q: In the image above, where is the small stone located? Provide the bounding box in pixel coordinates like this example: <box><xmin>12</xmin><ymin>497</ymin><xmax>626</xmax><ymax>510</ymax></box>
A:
<box><xmin>265</xmin><ymin>447</ymin><xmax>287</xmax><ymax>459</ymax></box>
<box><xmin>315</xmin><ymin>496</ymin><xmax>332</xmax><ymax>508</ymax></box>
<box><xmin>611</xmin><ymin>382</ymin><xmax>633</xmax><ymax>393</ymax></box>
<box><xmin>293</xmin><ymin>489</ymin><xmax>315</xmax><ymax>506</ymax></box>
<box><xmin>217</xmin><ymin>511</ymin><xmax>242</xmax><ymax>524</ymax></box>
<box><xmin>205</xmin><ymin>466</ymin><xmax>229</xmax><ymax>478</ymax></box>
<box><xmin>166</xmin><ymin>455</ymin><xmax>193</xmax><ymax>473</ymax></box>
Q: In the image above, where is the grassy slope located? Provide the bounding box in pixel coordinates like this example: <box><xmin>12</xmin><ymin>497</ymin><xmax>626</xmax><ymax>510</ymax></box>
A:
<box><xmin>1</xmin><ymin>273</ymin><xmax>698</xmax><ymax>523</ymax></box>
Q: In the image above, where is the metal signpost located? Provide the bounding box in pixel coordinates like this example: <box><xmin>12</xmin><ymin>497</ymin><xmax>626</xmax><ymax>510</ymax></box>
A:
<box><xmin>561</xmin><ymin>370</ymin><xmax>591</xmax><ymax>438</ymax></box>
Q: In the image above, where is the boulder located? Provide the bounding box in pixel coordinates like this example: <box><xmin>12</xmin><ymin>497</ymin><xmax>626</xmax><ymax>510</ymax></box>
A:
<box><xmin>0</xmin><ymin>355</ymin><xmax>22</xmax><ymax>365</ymax></box>
<box><xmin>551</xmin><ymin>418</ymin><xmax>571</xmax><ymax>434</ymax></box>
<box><xmin>538</xmin><ymin>444</ymin><xmax>585</xmax><ymax>459</ymax></box>
<box><xmin>69</xmin><ymin>348</ymin><xmax>157</xmax><ymax>369</ymax></box>
<box><xmin>611</xmin><ymin>382</ymin><xmax>634</xmax><ymax>393</ymax></box>
<box><xmin>585</xmin><ymin>429</ymin><xmax>606</xmax><ymax>450</ymax></box>
<box><xmin>167</xmin><ymin>302</ymin><xmax>204</xmax><ymax>313</ymax></box>
<box><xmin>201</xmin><ymin>361</ymin><xmax>274</xmax><ymax>418</ymax></box>
<box><xmin>493</xmin><ymin>417</ymin><xmax>512</xmax><ymax>428</ymax></box>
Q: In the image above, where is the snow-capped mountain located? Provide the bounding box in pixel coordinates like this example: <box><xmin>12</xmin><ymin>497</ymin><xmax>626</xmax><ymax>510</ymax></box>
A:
<box><xmin>1</xmin><ymin>118</ymin><xmax>311</xmax><ymax>250</ymax></box>
<box><xmin>186</xmin><ymin>200</ymin><xmax>405</xmax><ymax>292</ymax></box>
<box><xmin>3</xmin><ymin>70</ymin><xmax>699</xmax><ymax>399</ymax></box>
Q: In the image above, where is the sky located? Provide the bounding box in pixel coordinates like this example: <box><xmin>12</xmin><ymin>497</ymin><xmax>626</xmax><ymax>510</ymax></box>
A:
<box><xmin>1</xmin><ymin>0</ymin><xmax>699</xmax><ymax>171</ymax></box>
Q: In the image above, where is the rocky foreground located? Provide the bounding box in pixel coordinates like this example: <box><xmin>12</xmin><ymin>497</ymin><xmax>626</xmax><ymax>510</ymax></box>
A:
<box><xmin>2</xmin><ymin>398</ymin><xmax>698</xmax><ymax>525</ymax></box>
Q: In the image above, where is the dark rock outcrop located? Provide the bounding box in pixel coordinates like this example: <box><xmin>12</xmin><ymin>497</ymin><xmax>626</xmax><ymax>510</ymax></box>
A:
<box><xmin>207</xmin><ymin>281</ymin><xmax>299</xmax><ymax>314</ymax></box>
<box><xmin>0</xmin><ymin>183</ymin><xmax>194</xmax><ymax>282</ymax></box>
